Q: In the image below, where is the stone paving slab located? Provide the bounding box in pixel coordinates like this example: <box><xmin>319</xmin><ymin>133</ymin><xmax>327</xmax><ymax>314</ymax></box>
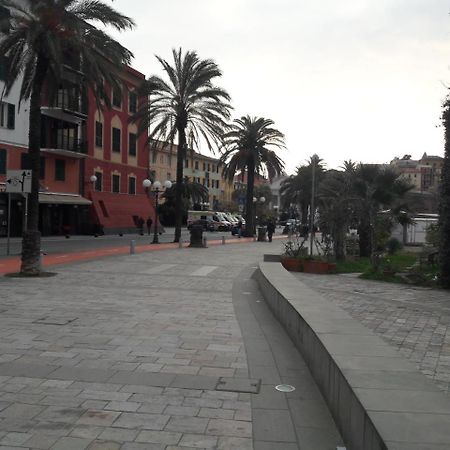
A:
<box><xmin>293</xmin><ymin>272</ymin><xmax>450</xmax><ymax>394</ymax></box>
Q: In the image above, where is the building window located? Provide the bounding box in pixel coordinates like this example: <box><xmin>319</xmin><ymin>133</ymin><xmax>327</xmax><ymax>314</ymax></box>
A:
<box><xmin>212</xmin><ymin>164</ymin><xmax>215</xmax><ymax>172</ymax></box>
<box><xmin>112</xmin><ymin>174</ymin><xmax>120</xmax><ymax>193</ymax></box>
<box><xmin>20</xmin><ymin>153</ymin><xmax>30</xmax><ymax>170</ymax></box>
<box><xmin>40</xmin><ymin>156</ymin><xmax>45</xmax><ymax>179</ymax></box>
<box><xmin>203</xmin><ymin>162</ymin><xmax>206</xmax><ymax>171</ymax></box>
<box><xmin>112</xmin><ymin>86</ymin><xmax>122</xmax><ymax>109</ymax></box>
<box><xmin>207</xmin><ymin>163</ymin><xmax>210</xmax><ymax>172</ymax></box>
<box><xmin>55</xmin><ymin>159</ymin><xmax>65</xmax><ymax>181</ymax></box>
<box><xmin>128</xmin><ymin>176</ymin><xmax>136</xmax><ymax>195</ymax></box>
<box><xmin>129</xmin><ymin>132</ymin><xmax>137</xmax><ymax>156</ymax></box>
<box><xmin>195</xmin><ymin>161</ymin><xmax>199</xmax><ymax>170</ymax></box>
<box><xmin>152</xmin><ymin>151</ymin><xmax>157</xmax><ymax>163</ymax></box>
<box><xmin>112</xmin><ymin>127</ymin><xmax>121</xmax><ymax>153</ymax></box>
<box><xmin>0</xmin><ymin>102</ymin><xmax>15</xmax><ymax>129</ymax></box>
<box><xmin>185</xmin><ymin>159</ymin><xmax>189</xmax><ymax>168</ymax></box>
<box><xmin>206</xmin><ymin>179</ymin><xmax>210</xmax><ymax>188</ymax></box>
<box><xmin>95</xmin><ymin>121</ymin><xmax>103</xmax><ymax>147</ymax></box>
<box><xmin>0</xmin><ymin>6</ymin><xmax>11</xmax><ymax>35</ymax></box>
<box><xmin>94</xmin><ymin>171</ymin><xmax>102</xmax><ymax>191</ymax></box>
<box><xmin>129</xmin><ymin>91</ymin><xmax>137</xmax><ymax>113</ymax></box>
<box><xmin>0</xmin><ymin>148</ymin><xmax>6</xmax><ymax>174</ymax></box>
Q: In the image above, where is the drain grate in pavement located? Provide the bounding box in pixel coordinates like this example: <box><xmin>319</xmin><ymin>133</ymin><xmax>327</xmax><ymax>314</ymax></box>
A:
<box><xmin>33</xmin><ymin>317</ymin><xmax>78</xmax><ymax>326</ymax></box>
<box><xmin>216</xmin><ymin>377</ymin><xmax>261</xmax><ymax>394</ymax></box>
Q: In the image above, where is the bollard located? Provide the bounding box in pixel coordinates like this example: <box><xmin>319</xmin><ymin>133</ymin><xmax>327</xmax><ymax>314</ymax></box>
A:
<box><xmin>222</xmin><ymin>236</ymin><xmax>225</xmax><ymax>245</ymax></box>
<box><xmin>202</xmin><ymin>236</ymin><xmax>208</xmax><ymax>248</ymax></box>
<box><xmin>253</xmin><ymin>235</ymin><xmax>257</xmax><ymax>242</ymax></box>
<box><xmin>178</xmin><ymin>239</ymin><xmax>183</xmax><ymax>249</ymax></box>
<box><xmin>130</xmin><ymin>240</ymin><xmax>135</xmax><ymax>255</ymax></box>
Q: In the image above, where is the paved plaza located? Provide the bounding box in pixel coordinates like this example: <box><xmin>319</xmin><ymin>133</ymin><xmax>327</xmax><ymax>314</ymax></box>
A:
<box><xmin>294</xmin><ymin>272</ymin><xmax>450</xmax><ymax>395</ymax></box>
<box><xmin>0</xmin><ymin>241</ymin><xmax>343</xmax><ymax>450</ymax></box>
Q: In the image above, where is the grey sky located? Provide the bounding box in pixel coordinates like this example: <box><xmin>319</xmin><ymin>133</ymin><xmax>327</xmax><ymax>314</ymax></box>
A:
<box><xmin>108</xmin><ymin>0</ymin><xmax>450</xmax><ymax>174</ymax></box>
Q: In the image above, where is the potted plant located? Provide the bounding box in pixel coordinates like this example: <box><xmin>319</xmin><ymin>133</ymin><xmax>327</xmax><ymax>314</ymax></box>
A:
<box><xmin>281</xmin><ymin>234</ymin><xmax>308</xmax><ymax>272</ymax></box>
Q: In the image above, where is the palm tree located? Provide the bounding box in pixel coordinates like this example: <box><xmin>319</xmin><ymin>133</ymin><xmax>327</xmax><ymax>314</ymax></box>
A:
<box><xmin>439</xmin><ymin>96</ymin><xmax>450</xmax><ymax>288</ymax></box>
<box><xmin>132</xmin><ymin>48</ymin><xmax>232</xmax><ymax>242</ymax></box>
<box><xmin>0</xmin><ymin>0</ymin><xmax>134</xmax><ymax>275</ymax></box>
<box><xmin>220</xmin><ymin>116</ymin><xmax>285</xmax><ymax>236</ymax></box>
<box><xmin>163</xmin><ymin>177</ymin><xmax>209</xmax><ymax>206</ymax></box>
<box><xmin>280</xmin><ymin>157</ymin><xmax>325</xmax><ymax>227</ymax></box>
<box><xmin>352</xmin><ymin>164</ymin><xmax>412</xmax><ymax>258</ymax></box>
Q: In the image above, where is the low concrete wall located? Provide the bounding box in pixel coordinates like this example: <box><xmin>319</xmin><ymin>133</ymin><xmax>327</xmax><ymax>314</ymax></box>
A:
<box><xmin>255</xmin><ymin>262</ymin><xmax>450</xmax><ymax>450</ymax></box>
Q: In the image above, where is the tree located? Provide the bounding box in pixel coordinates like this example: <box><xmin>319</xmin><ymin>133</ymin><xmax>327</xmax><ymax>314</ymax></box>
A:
<box><xmin>352</xmin><ymin>164</ymin><xmax>412</xmax><ymax>259</ymax></box>
<box><xmin>220</xmin><ymin>116</ymin><xmax>285</xmax><ymax>236</ymax></box>
<box><xmin>439</xmin><ymin>96</ymin><xmax>450</xmax><ymax>288</ymax></box>
<box><xmin>317</xmin><ymin>169</ymin><xmax>354</xmax><ymax>260</ymax></box>
<box><xmin>280</xmin><ymin>157</ymin><xmax>325</xmax><ymax>226</ymax></box>
<box><xmin>132</xmin><ymin>48</ymin><xmax>231</xmax><ymax>242</ymax></box>
<box><xmin>0</xmin><ymin>0</ymin><xmax>134</xmax><ymax>275</ymax></box>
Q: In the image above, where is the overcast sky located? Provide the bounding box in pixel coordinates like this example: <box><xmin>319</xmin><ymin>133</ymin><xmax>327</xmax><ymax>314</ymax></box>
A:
<box><xmin>107</xmin><ymin>0</ymin><xmax>450</xmax><ymax>174</ymax></box>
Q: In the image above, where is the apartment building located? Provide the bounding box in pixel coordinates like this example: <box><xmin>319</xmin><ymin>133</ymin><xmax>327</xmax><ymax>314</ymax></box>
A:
<box><xmin>390</xmin><ymin>153</ymin><xmax>444</xmax><ymax>193</ymax></box>
<box><xmin>0</xmin><ymin>4</ymin><xmax>153</xmax><ymax>236</ymax></box>
<box><xmin>148</xmin><ymin>141</ymin><xmax>233</xmax><ymax>210</ymax></box>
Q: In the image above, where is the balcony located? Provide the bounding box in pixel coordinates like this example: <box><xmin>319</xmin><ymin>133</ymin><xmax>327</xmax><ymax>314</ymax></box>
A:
<box><xmin>41</xmin><ymin>87</ymin><xmax>88</xmax><ymax>124</ymax></box>
<box><xmin>41</xmin><ymin>133</ymin><xmax>87</xmax><ymax>159</ymax></box>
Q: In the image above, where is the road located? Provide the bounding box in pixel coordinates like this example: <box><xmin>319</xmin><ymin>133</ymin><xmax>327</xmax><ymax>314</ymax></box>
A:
<box><xmin>0</xmin><ymin>227</ymin><xmax>242</xmax><ymax>257</ymax></box>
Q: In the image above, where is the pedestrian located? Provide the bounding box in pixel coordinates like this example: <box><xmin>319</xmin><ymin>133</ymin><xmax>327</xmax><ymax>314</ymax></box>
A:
<box><xmin>267</xmin><ymin>220</ymin><xmax>276</xmax><ymax>242</ymax></box>
<box><xmin>146</xmin><ymin>217</ymin><xmax>153</xmax><ymax>235</ymax></box>
<box><xmin>137</xmin><ymin>216</ymin><xmax>145</xmax><ymax>235</ymax></box>
<box><xmin>237</xmin><ymin>219</ymin><xmax>243</xmax><ymax>238</ymax></box>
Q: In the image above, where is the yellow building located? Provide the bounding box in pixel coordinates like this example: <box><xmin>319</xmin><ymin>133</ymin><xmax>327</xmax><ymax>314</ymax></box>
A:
<box><xmin>148</xmin><ymin>141</ymin><xmax>233</xmax><ymax>209</ymax></box>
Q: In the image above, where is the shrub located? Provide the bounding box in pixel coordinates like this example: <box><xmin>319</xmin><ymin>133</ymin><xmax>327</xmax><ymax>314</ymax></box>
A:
<box><xmin>386</xmin><ymin>237</ymin><xmax>403</xmax><ymax>255</ymax></box>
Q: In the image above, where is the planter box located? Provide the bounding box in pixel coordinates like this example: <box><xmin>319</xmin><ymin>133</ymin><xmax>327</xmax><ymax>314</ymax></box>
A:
<box><xmin>303</xmin><ymin>260</ymin><xmax>336</xmax><ymax>274</ymax></box>
<box><xmin>281</xmin><ymin>257</ymin><xmax>302</xmax><ymax>272</ymax></box>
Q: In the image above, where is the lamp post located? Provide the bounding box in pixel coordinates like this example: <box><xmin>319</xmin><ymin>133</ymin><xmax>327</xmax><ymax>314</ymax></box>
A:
<box><xmin>143</xmin><ymin>179</ymin><xmax>172</xmax><ymax>244</ymax></box>
<box><xmin>309</xmin><ymin>154</ymin><xmax>318</xmax><ymax>256</ymax></box>
<box><xmin>253</xmin><ymin>196</ymin><xmax>266</xmax><ymax>235</ymax></box>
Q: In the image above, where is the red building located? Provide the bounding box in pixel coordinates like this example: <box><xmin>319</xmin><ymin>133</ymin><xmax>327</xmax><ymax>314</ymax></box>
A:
<box><xmin>1</xmin><ymin>62</ymin><xmax>154</xmax><ymax>236</ymax></box>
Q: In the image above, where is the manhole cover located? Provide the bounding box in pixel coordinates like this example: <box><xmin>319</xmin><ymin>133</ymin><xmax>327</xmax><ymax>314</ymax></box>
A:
<box><xmin>216</xmin><ymin>377</ymin><xmax>261</xmax><ymax>394</ymax></box>
<box><xmin>275</xmin><ymin>384</ymin><xmax>296</xmax><ymax>393</ymax></box>
<box><xmin>33</xmin><ymin>317</ymin><xmax>78</xmax><ymax>326</ymax></box>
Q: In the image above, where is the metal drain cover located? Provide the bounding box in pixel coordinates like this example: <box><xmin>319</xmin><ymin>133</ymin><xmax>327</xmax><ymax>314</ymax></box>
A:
<box><xmin>275</xmin><ymin>384</ymin><xmax>296</xmax><ymax>393</ymax></box>
<box><xmin>216</xmin><ymin>377</ymin><xmax>261</xmax><ymax>394</ymax></box>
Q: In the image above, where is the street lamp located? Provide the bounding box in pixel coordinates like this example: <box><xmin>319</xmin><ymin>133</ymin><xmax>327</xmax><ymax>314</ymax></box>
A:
<box><xmin>253</xmin><ymin>196</ymin><xmax>265</xmax><ymax>235</ymax></box>
<box><xmin>142</xmin><ymin>179</ymin><xmax>172</xmax><ymax>244</ymax></box>
<box><xmin>309</xmin><ymin>154</ymin><xmax>319</xmax><ymax>256</ymax></box>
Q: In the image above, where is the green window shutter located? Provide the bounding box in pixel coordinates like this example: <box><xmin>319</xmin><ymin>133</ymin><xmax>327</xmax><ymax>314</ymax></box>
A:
<box><xmin>7</xmin><ymin>103</ymin><xmax>15</xmax><ymax>129</ymax></box>
<box><xmin>0</xmin><ymin>149</ymin><xmax>6</xmax><ymax>174</ymax></box>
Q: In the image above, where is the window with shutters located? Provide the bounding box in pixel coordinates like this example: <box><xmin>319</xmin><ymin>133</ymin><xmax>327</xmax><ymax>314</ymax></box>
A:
<box><xmin>94</xmin><ymin>171</ymin><xmax>102</xmax><ymax>191</ymax></box>
<box><xmin>112</xmin><ymin>174</ymin><xmax>120</xmax><ymax>193</ymax></box>
<box><xmin>112</xmin><ymin>86</ymin><xmax>122</xmax><ymax>109</ymax></box>
<box><xmin>0</xmin><ymin>149</ymin><xmax>6</xmax><ymax>174</ymax></box>
<box><xmin>128</xmin><ymin>176</ymin><xmax>136</xmax><ymax>195</ymax></box>
<box><xmin>0</xmin><ymin>102</ymin><xmax>15</xmax><ymax>129</ymax></box>
<box><xmin>129</xmin><ymin>133</ymin><xmax>137</xmax><ymax>156</ymax></box>
<box><xmin>112</xmin><ymin>127</ymin><xmax>121</xmax><ymax>153</ymax></box>
<box><xmin>129</xmin><ymin>91</ymin><xmax>137</xmax><ymax>113</ymax></box>
<box><xmin>95</xmin><ymin>121</ymin><xmax>103</xmax><ymax>147</ymax></box>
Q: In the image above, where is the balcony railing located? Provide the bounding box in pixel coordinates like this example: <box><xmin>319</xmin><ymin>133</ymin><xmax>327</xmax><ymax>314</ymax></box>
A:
<box><xmin>51</xmin><ymin>89</ymin><xmax>88</xmax><ymax>116</ymax></box>
<box><xmin>41</xmin><ymin>134</ymin><xmax>87</xmax><ymax>154</ymax></box>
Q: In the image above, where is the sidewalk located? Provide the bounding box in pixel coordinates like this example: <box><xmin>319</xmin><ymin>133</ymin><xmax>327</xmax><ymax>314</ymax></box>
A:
<box><xmin>0</xmin><ymin>238</ymin><xmax>343</xmax><ymax>449</ymax></box>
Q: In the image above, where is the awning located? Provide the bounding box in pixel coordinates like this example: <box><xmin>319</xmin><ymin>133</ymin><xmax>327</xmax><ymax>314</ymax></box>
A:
<box><xmin>38</xmin><ymin>192</ymin><xmax>92</xmax><ymax>206</ymax></box>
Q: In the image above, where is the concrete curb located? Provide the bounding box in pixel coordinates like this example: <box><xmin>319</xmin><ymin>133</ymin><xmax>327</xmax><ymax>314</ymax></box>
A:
<box><xmin>255</xmin><ymin>261</ymin><xmax>450</xmax><ymax>450</ymax></box>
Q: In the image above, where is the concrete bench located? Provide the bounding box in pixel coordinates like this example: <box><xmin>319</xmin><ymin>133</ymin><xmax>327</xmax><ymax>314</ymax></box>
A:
<box><xmin>255</xmin><ymin>262</ymin><xmax>450</xmax><ymax>450</ymax></box>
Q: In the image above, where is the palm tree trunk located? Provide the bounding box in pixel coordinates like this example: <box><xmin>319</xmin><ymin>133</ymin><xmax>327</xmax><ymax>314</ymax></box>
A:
<box><xmin>20</xmin><ymin>55</ymin><xmax>48</xmax><ymax>275</ymax></box>
<box><xmin>244</xmin><ymin>159</ymin><xmax>255</xmax><ymax>237</ymax></box>
<box><xmin>439</xmin><ymin>99</ymin><xmax>450</xmax><ymax>288</ymax></box>
<box><xmin>174</xmin><ymin>130</ymin><xmax>186</xmax><ymax>242</ymax></box>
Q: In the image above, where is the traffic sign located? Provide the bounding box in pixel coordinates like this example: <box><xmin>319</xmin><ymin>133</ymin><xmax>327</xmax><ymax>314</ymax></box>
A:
<box><xmin>5</xmin><ymin>170</ymin><xmax>32</xmax><ymax>193</ymax></box>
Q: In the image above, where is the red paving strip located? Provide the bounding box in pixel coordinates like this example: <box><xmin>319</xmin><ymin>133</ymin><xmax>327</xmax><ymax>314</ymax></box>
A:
<box><xmin>0</xmin><ymin>236</ymin><xmax>261</xmax><ymax>275</ymax></box>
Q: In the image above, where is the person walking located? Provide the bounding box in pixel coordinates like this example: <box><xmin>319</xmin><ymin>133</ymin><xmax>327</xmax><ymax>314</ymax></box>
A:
<box><xmin>146</xmin><ymin>217</ymin><xmax>153</xmax><ymax>235</ymax></box>
<box><xmin>267</xmin><ymin>220</ymin><xmax>276</xmax><ymax>242</ymax></box>
<box><xmin>137</xmin><ymin>216</ymin><xmax>145</xmax><ymax>235</ymax></box>
<box><xmin>237</xmin><ymin>219</ymin><xmax>243</xmax><ymax>238</ymax></box>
